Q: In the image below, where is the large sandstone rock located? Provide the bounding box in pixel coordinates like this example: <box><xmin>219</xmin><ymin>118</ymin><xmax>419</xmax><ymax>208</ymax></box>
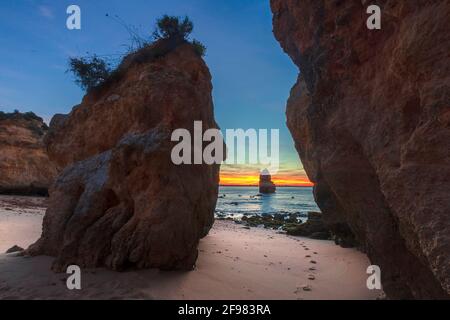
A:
<box><xmin>28</xmin><ymin>41</ymin><xmax>222</xmax><ymax>272</ymax></box>
<box><xmin>271</xmin><ymin>0</ymin><xmax>450</xmax><ymax>299</ymax></box>
<box><xmin>0</xmin><ymin>112</ymin><xmax>57</xmax><ymax>195</ymax></box>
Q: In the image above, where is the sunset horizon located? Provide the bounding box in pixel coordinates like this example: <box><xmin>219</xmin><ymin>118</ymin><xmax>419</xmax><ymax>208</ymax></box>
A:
<box><xmin>219</xmin><ymin>173</ymin><xmax>314</xmax><ymax>187</ymax></box>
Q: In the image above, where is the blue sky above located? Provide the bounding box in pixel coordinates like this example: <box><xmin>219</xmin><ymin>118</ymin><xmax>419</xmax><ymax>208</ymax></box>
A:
<box><xmin>0</xmin><ymin>0</ymin><xmax>307</xmax><ymax>181</ymax></box>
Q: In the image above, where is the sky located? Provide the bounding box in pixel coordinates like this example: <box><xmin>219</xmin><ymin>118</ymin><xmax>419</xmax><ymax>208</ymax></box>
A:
<box><xmin>0</xmin><ymin>0</ymin><xmax>312</xmax><ymax>186</ymax></box>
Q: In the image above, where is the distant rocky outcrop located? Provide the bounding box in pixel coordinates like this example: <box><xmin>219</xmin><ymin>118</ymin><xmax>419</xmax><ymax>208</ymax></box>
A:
<box><xmin>271</xmin><ymin>0</ymin><xmax>450</xmax><ymax>298</ymax></box>
<box><xmin>0</xmin><ymin>111</ymin><xmax>57</xmax><ymax>196</ymax></box>
<box><xmin>6</xmin><ymin>245</ymin><xmax>24</xmax><ymax>254</ymax></box>
<box><xmin>259</xmin><ymin>169</ymin><xmax>276</xmax><ymax>194</ymax></box>
<box><xmin>28</xmin><ymin>40</ymin><xmax>222</xmax><ymax>272</ymax></box>
<box><xmin>284</xmin><ymin>212</ymin><xmax>331</xmax><ymax>240</ymax></box>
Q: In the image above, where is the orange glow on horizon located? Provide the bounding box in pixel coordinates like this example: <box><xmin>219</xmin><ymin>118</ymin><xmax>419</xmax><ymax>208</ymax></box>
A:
<box><xmin>220</xmin><ymin>174</ymin><xmax>314</xmax><ymax>187</ymax></box>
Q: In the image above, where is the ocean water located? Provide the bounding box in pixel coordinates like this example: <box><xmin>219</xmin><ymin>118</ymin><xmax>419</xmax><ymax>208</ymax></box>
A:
<box><xmin>215</xmin><ymin>186</ymin><xmax>320</xmax><ymax>219</ymax></box>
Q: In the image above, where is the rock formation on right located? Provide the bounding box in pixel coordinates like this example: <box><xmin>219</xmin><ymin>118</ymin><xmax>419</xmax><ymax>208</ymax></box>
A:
<box><xmin>271</xmin><ymin>0</ymin><xmax>450</xmax><ymax>299</ymax></box>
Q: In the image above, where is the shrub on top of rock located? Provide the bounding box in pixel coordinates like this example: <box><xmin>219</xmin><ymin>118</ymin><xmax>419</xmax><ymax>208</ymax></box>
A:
<box><xmin>152</xmin><ymin>15</ymin><xmax>193</xmax><ymax>41</ymax></box>
<box><xmin>192</xmin><ymin>39</ymin><xmax>207</xmax><ymax>57</ymax></box>
<box><xmin>0</xmin><ymin>110</ymin><xmax>43</xmax><ymax>122</ymax></box>
<box><xmin>68</xmin><ymin>55</ymin><xmax>112</xmax><ymax>92</ymax></box>
<box><xmin>67</xmin><ymin>15</ymin><xmax>207</xmax><ymax>93</ymax></box>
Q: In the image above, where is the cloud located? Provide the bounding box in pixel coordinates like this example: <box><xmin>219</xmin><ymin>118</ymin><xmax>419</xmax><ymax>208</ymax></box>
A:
<box><xmin>38</xmin><ymin>5</ymin><xmax>54</xmax><ymax>19</ymax></box>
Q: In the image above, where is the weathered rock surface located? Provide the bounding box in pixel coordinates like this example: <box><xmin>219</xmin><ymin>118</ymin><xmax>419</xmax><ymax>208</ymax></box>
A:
<box><xmin>271</xmin><ymin>0</ymin><xmax>450</xmax><ymax>298</ymax></box>
<box><xmin>259</xmin><ymin>169</ymin><xmax>276</xmax><ymax>194</ymax></box>
<box><xmin>28</xmin><ymin>42</ymin><xmax>222</xmax><ymax>272</ymax></box>
<box><xmin>0</xmin><ymin>112</ymin><xmax>57</xmax><ymax>195</ymax></box>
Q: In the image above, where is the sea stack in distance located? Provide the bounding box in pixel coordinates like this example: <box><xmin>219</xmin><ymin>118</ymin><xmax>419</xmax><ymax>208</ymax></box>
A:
<box><xmin>259</xmin><ymin>169</ymin><xmax>276</xmax><ymax>194</ymax></box>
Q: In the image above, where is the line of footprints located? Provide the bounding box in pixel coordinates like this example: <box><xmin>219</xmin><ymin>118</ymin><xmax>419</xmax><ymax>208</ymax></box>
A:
<box><xmin>295</xmin><ymin>241</ymin><xmax>318</xmax><ymax>294</ymax></box>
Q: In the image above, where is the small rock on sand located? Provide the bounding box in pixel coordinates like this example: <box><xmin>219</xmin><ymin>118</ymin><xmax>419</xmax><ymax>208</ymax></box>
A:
<box><xmin>6</xmin><ymin>245</ymin><xmax>24</xmax><ymax>254</ymax></box>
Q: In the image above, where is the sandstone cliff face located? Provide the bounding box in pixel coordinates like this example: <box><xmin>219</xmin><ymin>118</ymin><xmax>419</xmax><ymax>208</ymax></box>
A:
<box><xmin>271</xmin><ymin>0</ymin><xmax>450</xmax><ymax>299</ymax></box>
<box><xmin>28</xmin><ymin>42</ymin><xmax>222</xmax><ymax>272</ymax></box>
<box><xmin>0</xmin><ymin>112</ymin><xmax>57</xmax><ymax>195</ymax></box>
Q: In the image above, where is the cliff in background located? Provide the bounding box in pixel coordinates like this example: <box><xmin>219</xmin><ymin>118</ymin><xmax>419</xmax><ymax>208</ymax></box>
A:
<box><xmin>271</xmin><ymin>0</ymin><xmax>450</xmax><ymax>299</ymax></box>
<box><xmin>28</xmin><ymin>41</ymin><xmax>222</xmax><ymax>272</ymax></box>
<box><xmin>0</xmin><ymin>112</ymin><xmax>57</xmax><ymax>195</ymax></box>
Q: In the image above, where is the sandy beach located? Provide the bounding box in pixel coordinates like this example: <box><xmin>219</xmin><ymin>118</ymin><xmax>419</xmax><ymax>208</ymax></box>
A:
<box><xmin>0</xmin><ymin>195</ymin><xmax>380</xmax><ymax>300</ymax></box>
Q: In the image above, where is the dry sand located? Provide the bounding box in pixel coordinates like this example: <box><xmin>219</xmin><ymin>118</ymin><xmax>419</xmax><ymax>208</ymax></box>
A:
<box><xmin>0</xmin><ymin>195</ymin><xmax>381</xmax><ymax>300</ymax></box>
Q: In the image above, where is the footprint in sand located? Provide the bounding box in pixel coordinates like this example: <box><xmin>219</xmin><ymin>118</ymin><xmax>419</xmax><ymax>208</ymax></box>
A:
<box><xmin>310</xmin><ymin>260</ymin><xmax>317</xmax><ymax>264</ymax></box>
<box><xmin>305</xmin><ymin>255</ymin><xmax>311</xmax><ymax>258</ymax></box>
<box><xmin>304</xmin><ymin>248</ymin><xmax>310</xmax><ymax>251</ymax></box>
<box><xmin>309</xmin><ymin>267</ymin><xmax>316</xmax><ymax>271</ymax></box>
<box><xmin>313</xmin><ymin>252</ymin><xmax>318</xmax><ymax>255</ymax></box>
<box><xmin>308</xmin><ymin>275</ymin><xmax>316</xmax><ymax>280</ymax></box>
<box><xmin>294</xmin><ymin>285</ymin><xmax>312</xmax><ymax>293</ymax></box>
